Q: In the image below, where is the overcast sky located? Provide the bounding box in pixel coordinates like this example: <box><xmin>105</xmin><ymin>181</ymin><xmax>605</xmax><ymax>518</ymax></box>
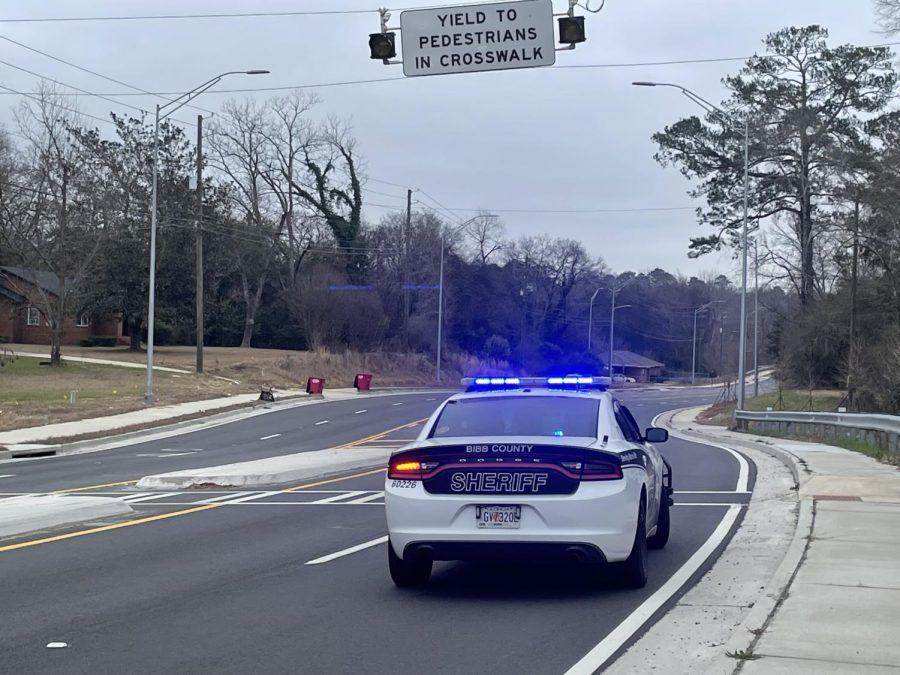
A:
<box><xmin>0</xmin><ymin>0</ymin><xmax>889</xmax><ymax>277</ymax></box>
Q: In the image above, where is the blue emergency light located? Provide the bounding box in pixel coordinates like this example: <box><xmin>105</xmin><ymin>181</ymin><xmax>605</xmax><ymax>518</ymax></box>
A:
<box><xmin>462</xmin><ymin>375</ymin><xmax>608</xmax><ymax>391</ymax></box>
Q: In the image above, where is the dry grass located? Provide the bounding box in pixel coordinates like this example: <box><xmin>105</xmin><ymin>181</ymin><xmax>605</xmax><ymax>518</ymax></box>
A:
<box><xmin>697</xmin><ymin>388</ymin><xmax>848</xmax><ymax>427</ymax></box>
<box><xmin>0</xmin><ymin>355</ymin><xmax>248</xmax><ymax>431</ymax></box>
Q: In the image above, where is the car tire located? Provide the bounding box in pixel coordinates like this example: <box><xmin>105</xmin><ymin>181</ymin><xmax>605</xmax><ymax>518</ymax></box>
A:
<box><xmin>618</xmin><ymin>498</ymin><xmax>648</xmax><ymax>589</ymax></box>
<box><xmin>388</xmin><ymin>539</ymin><xmax>432</xmax><ymax>587</ymax></box>
<box><xmin>647</xmin><ymin>493</ymin><xmax>670</xmax><ymax>550</ymax></box>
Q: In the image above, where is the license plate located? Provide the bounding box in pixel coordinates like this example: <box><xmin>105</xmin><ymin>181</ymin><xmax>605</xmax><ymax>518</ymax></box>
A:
<box><xmin>476</xmin><ymin>505</ymin><xmax>521</xmax><ymax>529</ymax></box>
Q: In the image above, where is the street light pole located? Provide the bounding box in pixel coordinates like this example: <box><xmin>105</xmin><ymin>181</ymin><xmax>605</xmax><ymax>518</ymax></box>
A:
<box><xmin>587</xmin><ymin>287</ymin><xmax>601</xmax><ymax>351</ymax></box>
<box><xmin>633</xmin><ymin>81</ymin><xmax>753</xmax><ymax>409</ymax></box>
<box><xmin>692</xmin><ymin>300</ymin><xmax>722</xmax><ymax>385</ymax></box>
<box><xmin>753</xmin><ymin>238</ymin><xmax>760</xmax><ymax>398</ymax></box>
<box><xmin>144</xmin><ymin>70</ymin><xmax>269</xmax><ymax>405</ymax></box>
<box><xmin>435</xmin><ymin>215</ymin><xmax>488</xmax><ymax>383</ymax></box>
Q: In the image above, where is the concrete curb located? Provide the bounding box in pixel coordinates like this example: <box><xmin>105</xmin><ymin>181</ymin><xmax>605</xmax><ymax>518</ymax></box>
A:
<box><xmin>704</xmin><ymin>500</ymin><xmax>813</xmax><ymax>674</ymax></box>
<box><xmin>0</xmin><ymin>495</ymin><xmax>134</xmax><ymax>539</ymax></box>
<box><xmin>663</xmin><ymin>407</ymin><xmax>813</xmax><ymax>674</ymax></box>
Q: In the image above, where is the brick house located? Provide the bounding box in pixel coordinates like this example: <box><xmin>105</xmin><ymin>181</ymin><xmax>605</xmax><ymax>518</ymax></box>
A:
<box><xmin>0</xmin><ymin>266</ymin><xmax>124</xmax><ymax>346</ymax></box>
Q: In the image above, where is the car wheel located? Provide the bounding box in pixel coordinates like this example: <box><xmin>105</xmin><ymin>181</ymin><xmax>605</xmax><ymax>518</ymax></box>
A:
<box><xmin>648</xmin><ymin>492</ymin><xmax>670</xmax><ymax>550</ymax></box>
<box><xmin>388</xmin><ymin>539</ymin><xmax>432</xmax><ymax>587</ymax></box>
<box><xmin>618</xmin><ymin>498</ymin><xmax>648</xmax><ymax>589</ymax></box>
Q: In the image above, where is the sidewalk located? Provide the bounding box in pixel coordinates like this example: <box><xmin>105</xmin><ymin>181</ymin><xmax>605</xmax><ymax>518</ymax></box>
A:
<box><xmin>673</xmin><ymin>410</ymin><xmax>900</xmax><ymax>674</ymax></box>
<box><xmin>9</xmin><ymin>350</ymin><xmax>190</xmax><ymax>373</ymax></box>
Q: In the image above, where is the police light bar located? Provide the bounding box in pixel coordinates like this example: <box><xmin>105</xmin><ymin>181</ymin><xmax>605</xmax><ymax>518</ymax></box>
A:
<box><xmin>461</xmin><ymin>376</ymin><xmax>609</xmax><ymax>391</ymax></box>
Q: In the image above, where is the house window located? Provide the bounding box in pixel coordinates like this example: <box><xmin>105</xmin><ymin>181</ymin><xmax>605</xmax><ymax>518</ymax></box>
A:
<box><xmin>76</xmin><ymin>313</ymin><xmax>90</xmax><ymax>328</ymax></box>
<box><xmin>26</xmin><ymin>306</ymin><xmax>40</xmax><ymax>326</ymax></box>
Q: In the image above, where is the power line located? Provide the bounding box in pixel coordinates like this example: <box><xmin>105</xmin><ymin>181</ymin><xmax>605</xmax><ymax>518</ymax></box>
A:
<box><xmin>0</xmin><ymin>81</ymin><xmax>115</xmax><ymax>128</ymax></box>
<box><xmin>0</xmin><ymin>56</ymin><xmax>196</xmax><ymax>127</ymax></box>
<box><xmin>416</xmin><ymin>201</ymin><xmax>697</xmax><ymax>215</ymax></box>
<box><xmin>0</xmin><ymin>32</ymin><xmax>214</xmax><ymax>115</ymax></box>
<box><xmin>0</xmin><ymin>4</ymin><xmax>486</xmax><ymax>23</ymax></box>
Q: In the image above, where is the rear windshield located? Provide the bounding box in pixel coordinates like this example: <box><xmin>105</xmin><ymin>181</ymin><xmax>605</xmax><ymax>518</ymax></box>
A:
<box><xmin>429</xmin><ymin>396</ymin><xmax>600</xmax><ymax>439</ymax></box>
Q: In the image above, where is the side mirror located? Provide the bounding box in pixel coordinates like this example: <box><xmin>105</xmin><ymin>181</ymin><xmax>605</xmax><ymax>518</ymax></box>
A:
<box><xmin>644</xmin><ymin>427</ymin><xmax>668</xmax><ymax>443</ymax></box>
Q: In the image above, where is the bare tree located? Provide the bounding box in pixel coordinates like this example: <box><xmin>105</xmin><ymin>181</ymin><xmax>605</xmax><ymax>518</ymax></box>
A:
<box><xmin>0</xmin><ymin>84</ymin><xmax>108</xmax><ymax>364</ymax></box>
<box><xmin>875</xmin><ymin>0</ymin><xmax>900</xmax><ymax>33</ymax></box>
<box><xmin>463</xmin><ymin>211</ymin><xmax>505</xmax><ymax>264</ymax></box>
<box><xmin>207</xmin><ymin>98</ymin><xmax>285</xmax><ymax>348</ymax></box>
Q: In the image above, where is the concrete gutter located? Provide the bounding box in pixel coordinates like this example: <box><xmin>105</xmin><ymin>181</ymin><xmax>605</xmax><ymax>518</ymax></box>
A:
<box><xmin>0</xmin><ymin>495</ymin><xmax>134</xmax><ymax>539</ymax></box>
<box><xmin>136</xmin><ymin>445</ymin><xmax>394</xmax><ymax>489</ymax></box>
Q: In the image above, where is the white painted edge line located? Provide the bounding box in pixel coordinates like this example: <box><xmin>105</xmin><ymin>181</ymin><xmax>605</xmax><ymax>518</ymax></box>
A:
<box><xmin>652</xmin><ymin>412</ymin><xmax>750</xmax><ymax>493</ymax></box>
<box><xmin>565</xmin><ymin>505</ymin><xmax>742</xmax><ymax>674</ymax></box>
<box><xmin>259</xmin><ymin>434</ymin><xmax>281</xmax><ymax>440</ymax></box>
<box><xmin>354</xmin><ymin>410</ymin><xmax>368</xmax><ymax>414</ymax></box>
<box><xmin>314</xmin><ymin>420</ymin><xmax>329</xmax><ymax>426</ymax></box>
<box><xmin>0</xmin><ymin>475</ymin><xmax>16</xmax><ymax>479</ymax></box>
<box><xmin>675</xmin><ymin>491</ymin><xmax>751</xmax><ymax>495</ymax></box>
<box><xmin>674</xmin><ymin>503</ymin><xmax>747</xmax><ymax>507</ymax></box>
<box><xmin>305</xmin><ymin>535</ymin><xmax>389</xmax><ymax>566</ymax></box>
<box><xmin>391</xmin><ymin>402</ymin><xmax>404</xmax><ymax>406</ymax></box>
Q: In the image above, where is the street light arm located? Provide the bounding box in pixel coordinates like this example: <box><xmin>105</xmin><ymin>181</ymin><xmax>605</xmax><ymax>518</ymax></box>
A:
<box><xmin>633</xmin><ymin>81</ymin><xmax>741</xmax><ymax>129</ymax></box>
<box><xmin>159</xmin><ymin>70</ymin><xmax>270</xmax><ymax>120</ymax></box>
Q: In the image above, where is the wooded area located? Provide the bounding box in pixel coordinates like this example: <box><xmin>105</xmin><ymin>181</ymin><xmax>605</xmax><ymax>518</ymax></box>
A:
<box><xmin>0</xmin><ymin>23</ymin><xmax>897</xmax><ymax>412</ymax></box>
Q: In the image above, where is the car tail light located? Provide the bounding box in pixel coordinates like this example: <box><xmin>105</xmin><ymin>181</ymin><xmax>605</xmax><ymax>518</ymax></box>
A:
<box><xmin>388</xmin><ymin>456</ymin><xmax>438</xmax><ymax>480</ymax></box>
<box><xmin>581</xmin><ymin>460</ymin><xmax>623</xmax><ymax>481</ymax></box>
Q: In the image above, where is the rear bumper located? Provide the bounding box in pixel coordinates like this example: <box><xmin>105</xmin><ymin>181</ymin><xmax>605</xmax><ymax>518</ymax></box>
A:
<box><xmin>403</xmin><ymin>541</ymin><xmax>606</xmax><ymax>564</ymax></box>
<box><xmin>385</xmin><ymin>469</ymin><xmax>645</xmax><ymax>563</ymax></box>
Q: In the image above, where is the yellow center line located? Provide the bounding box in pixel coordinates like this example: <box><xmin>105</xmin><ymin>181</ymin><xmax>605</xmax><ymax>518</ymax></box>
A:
<box><xmin>49</xmin><ymin>480</ymin><xmax>137</xmax><ymax>494</ymax></box>
<box><xmin>283</xmin><ymin>468</ymin><xmax>387</xmax><ymax>492</ymax></box>
<box><xmin>0</xmin><ymin>504</ymin><xmax>221</xmax><ymax>554</ymax></box>
<box><xmin>339</xmin><ymin>417</ymin><xmax>428</xmax><ymax>449</ymax></box>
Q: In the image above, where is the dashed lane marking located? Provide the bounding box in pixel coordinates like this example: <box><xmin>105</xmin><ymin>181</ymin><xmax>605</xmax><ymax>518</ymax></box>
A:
<box><xmin>391</xmin><ymin>402</ymin><xmax>404</xmax><ymax>406</ymax></box>
<box><xmin>354</xmin><ymin>410</ymin><xmax>367</xmax><ymax>414</ymax></box>
<box><xmin>259</xmin><ymin>434</ymin><xmax>281</xmax><ymax>440</ymax></box>
<box><xmin>0</xmin><ymin>475</ymin><xmax>16</xmax><ymax>479</ymax></box>
<box><xmin>305</xmin><ymin>535</ymin><xmax>388</xmax><ymax>566</ymax></box>
<box><xmin>314</xmin><ymin>420</ymin><xmax>329</xmax><ymax>426</ymax></box>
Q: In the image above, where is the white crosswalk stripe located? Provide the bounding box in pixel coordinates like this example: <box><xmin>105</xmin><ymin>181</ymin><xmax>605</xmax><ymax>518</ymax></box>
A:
<box><xmin>344</xmin><ymin>491</ymin><xmax>385</xmax><ymax>504</ymax></box>
<box><xmin>122</xmin><ymin>492</ymin><xmax>180</xmax><ymax>503</ymax></box>
<box><xmin>222</xmin><ymin>491</ymin><xmax>281</xmax><ymax>504</ymax></box>
<box><xmin>196</xmin><ymin>491</ymin><xmax>254</xmax><ymax>504</ymax></box>
<box><xmin>308</xmin><ymin>491</ymin><xmax>368</xmax><ymax>504</ymax></box>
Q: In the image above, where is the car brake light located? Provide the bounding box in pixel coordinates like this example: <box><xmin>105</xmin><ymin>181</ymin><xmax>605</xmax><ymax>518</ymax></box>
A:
<box><xmin>581</xmin><ymin>461</ymin><xmax>623</xmax><ymax>481</ymax></box>
<box><xmin>387</xmin><ymin>457</ymin><xmax>439</xmax><ymax>480</ymax></box>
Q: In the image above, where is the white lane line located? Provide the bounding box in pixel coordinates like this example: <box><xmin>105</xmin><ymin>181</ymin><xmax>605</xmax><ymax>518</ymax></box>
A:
<box><xmin>354</xmin><ymin>410</ymin><xmax>368</xmax><ymax>414</ymax></box>
<box><xmin>0</xmin><ymin>475</ymin><xmax>16</xmax><ymax>479</ymax></box>
<box><xmin>122</xmin><ymin>492</ymin><xmax>179</xmax><ymax>503</ymax></box>
<box><xmin>314</xmin><ymin>420</ymin><xmax>329</xmax><ymax>426</ymax></box>
<box><xmin>223</xmin><ymin>491</ymin><xmax>281</xmax><ymax>504</ymax></box>
<box><xmin>426</xmin><ymin>397</ymin><xmax>437</xmax><ymax>401</ymax></box>
<box><xmin>391</xmin><ymin>402</ymin><xmax>404</xmax><ymax>406</ymax></box>
<box><xmin>652</xmin><ymin>412</ymin><xmax>750</xmax><ymax>493</ymax></box>
<box><xmin>309</xmin><ymin>490</ymin><xmax>368</xmax><ymax>504</ymax></box>
<box><xmin>565</xmin><ymin>505</ymin><xmax>742</xmax><ymax>674</ymax></box>
<box><xmin>259</xmin><ymin>434</ymin><xmax>281</xmax><ymax>441</ymax></box>
<box><xmin>305</xmin><ymin>535</ymin><xmax>389</xmax><ymax>565</ymax></box>
<box><xmin>196</xmin><ymin>491</ymin><xmax>253</xmax><ymax>504</ymax></box>
<box><xmin>345</xmin><ymin>491</ymin><xmax>385</xmax><ymax>504</ymax></box>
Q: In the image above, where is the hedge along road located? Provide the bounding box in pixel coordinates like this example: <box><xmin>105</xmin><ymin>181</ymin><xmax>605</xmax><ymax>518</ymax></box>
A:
<box><xmin>0</xmin><ymin>385</ymin><xmax>753</xmax><ymax>674</ymax></box>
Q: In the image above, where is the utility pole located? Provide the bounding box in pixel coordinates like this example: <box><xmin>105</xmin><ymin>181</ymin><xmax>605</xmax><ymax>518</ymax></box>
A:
<box><xmin>195</xmin><ymin>114</ymin><xmax>204</xmax><ymax>374</ymax></box>
<box><xmin>847</xmin><ymin>198</ymin><xmax>860</xmax><ymax>406</ymax></box>
<box><xmin>587</xmin><ymin>287</ymin><xmax>601</xmax><ymax>351</ymax></box>
<box><xmin>753</xmin><ymin>239</ymin><xmax>760</xmax><ymax>398</ymax></box>
<box><xmin>719</xmin><ymin>312</ymin><xmax>727</xmax><ymax>380</ymax></box>
<box><xmin>609</xmin><ymin>287</ymin><xmax>616</xmax><ymax>385</ymax></box>
<box><xmin>404</xmin><ymin>188</ymin><xmax>412</xmax><ymax>345</ymax></box>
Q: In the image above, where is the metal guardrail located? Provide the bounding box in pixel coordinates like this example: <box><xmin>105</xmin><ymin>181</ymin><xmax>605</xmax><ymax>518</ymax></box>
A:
<box><xmin>734</xmin><ymin>409</ymin><xmax>900</xmax><ymax>453</ymax></box>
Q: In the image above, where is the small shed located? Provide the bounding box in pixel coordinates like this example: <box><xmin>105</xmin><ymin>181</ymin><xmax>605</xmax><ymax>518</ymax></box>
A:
<box><xmin>611</xmin><ymin>350</ymin><xmax>665</xmax><ymax>382</ymax></box>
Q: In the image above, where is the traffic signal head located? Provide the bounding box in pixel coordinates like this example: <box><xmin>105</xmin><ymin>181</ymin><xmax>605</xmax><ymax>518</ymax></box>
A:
<box><xmin>558</xmin><ymin>16</ymin><xmax>586</xmax><ymax>45</ymax></box>
<box><xmin>369</xmin><ymin>32</ymin><xmax>396</xmax><ymax>60</ymax></box>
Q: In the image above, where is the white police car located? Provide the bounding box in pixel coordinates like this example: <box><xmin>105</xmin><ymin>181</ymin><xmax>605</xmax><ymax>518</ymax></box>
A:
<box><xmin>384</xmin><ymin>376</ymin><xmax>672</xmax><ymax>588</ymax></box>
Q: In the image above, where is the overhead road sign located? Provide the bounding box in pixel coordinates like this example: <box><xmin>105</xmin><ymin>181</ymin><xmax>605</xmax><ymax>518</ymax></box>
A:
<box><xmin>399</xmin><ymin>0</ymin><xmax>555</xmax><ymax>78</ymax></box>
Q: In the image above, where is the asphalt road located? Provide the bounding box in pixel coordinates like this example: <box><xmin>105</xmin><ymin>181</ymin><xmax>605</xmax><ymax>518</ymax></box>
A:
<box><xmin>0</xmin><ymin>384</ymin><xmax>753</xmax><ymax>674</ymax></box>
